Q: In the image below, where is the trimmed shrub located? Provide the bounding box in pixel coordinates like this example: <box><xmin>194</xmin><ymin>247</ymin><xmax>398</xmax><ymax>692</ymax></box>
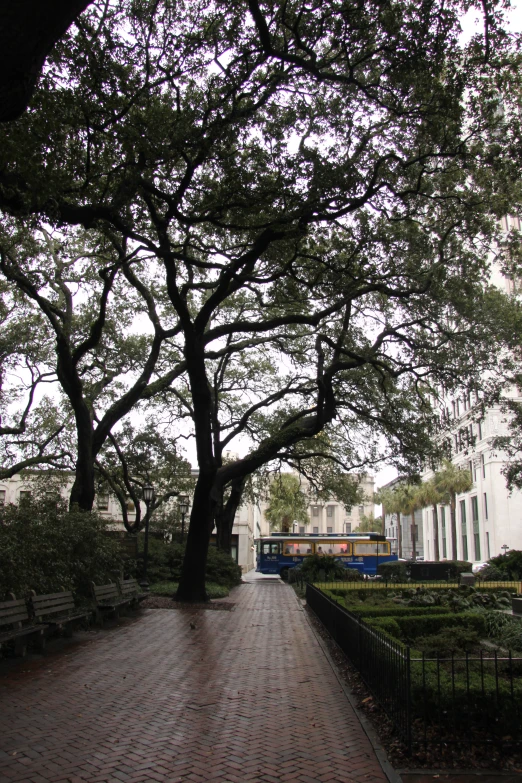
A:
<box><xmin>377</xmin><ymin>559</ymin><xmax>471</xmax><ymax>582</ymax></box>
<box><xmin>394</xmin><ymin>612</ymin><xmax>488</xmax><ymax>643</ymax></box>
<box><xmin>0</xmin><ymin>498</ymin><xmax>123</xmax><ymax>601</ymax></box>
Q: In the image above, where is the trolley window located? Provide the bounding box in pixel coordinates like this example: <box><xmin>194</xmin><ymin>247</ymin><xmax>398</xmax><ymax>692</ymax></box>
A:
<box><xmin>354</xmin><ymin>542</ymin><xmax>390</xmax><ymax>555</ymax></box>
<box><xmin>317</xmin><ymin>542</ymin><xmax>351</xmax><ymax>555</ymax></box>
<box><xmin>262</xmin><ymin>542</ymin><xmax>281</xmax><ymax>554</ymax></box>
<box><xmin>283</xmin><ymin>541</ymin><xmax>312</xmax><ymax>555</ymax></box>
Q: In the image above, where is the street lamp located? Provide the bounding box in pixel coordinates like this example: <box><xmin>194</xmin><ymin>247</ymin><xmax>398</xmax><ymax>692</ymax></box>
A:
<box><xmin>501</xmin><ymin>544</ymin><xmax>509</xmax><ymax>556</ymax></box>
<box><xmin>140</xmin><ymin>483</ymin><xmax>154</xmax><ymax>591</ymax></box>
<box><xmin>179</xmin><ymin>495</ymin><xmax>190</xmax><ymax>541</ymax></box>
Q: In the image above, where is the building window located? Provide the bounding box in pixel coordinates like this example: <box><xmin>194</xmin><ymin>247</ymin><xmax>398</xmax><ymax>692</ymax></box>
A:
<box><xmin>126</xmin><ymin>498</ymin><xmax>135</xmax><ymax>512</ymax></box>
<box><xmin>97</xmin><ymin>495</ymin><xmax>109</xmax><ymax>510</ymax></box>
<box><xmin>312</xmin><ymin>506</ymin><xmax>319</xmax><ymax>517</ymax></box>
<box><xmin>460</xmin><ymin>499</ymin><xmax>468</xmax><ymax>561</ymax></box>
<box><xmin>345</xmin><ymin>522</ymin><xmax>352</xmax><ymax>533</ymax></box>
<box><xmin>478</xmin><ymin>420</ymin><xmax>483</xmax><ymax>440</ymax></box>
<box><xmin>486</xmin><ymin>531</ymin><xmax>490</xmax><ymax>559</ymax></box>
<box><xmin>471</xmin><ymin>496</ymin><xmax>480</xmax><ymax>561</ymax></box>
<box><xmin>327</xmin><ymin>526</ymin><xmax>333</xmax><ymax>534</ymax></box>
<box><xmin>483</xmin><ymin>492</ymin><xmax>488</xmax><ymax>519</ymax></box>
<box><xmin>19</xmin><ymin>490</ymin><xmax>32</xmax><ymax>504</ymax></box>
<box><xmin>313</xmin><ymin>526</ymin><xmax>319</xmax><ymax>534</ymax></box>
<box><xmin>327</xmin><ymin>505</ymin><xmax>334</xmax><ymax>517</ymax></box>
<box><xmin>299</xmin><ymin>526</ymin><xmax>305</xmax><ymax>534</ymax></box>
<box><xmin>481</xmin><ymin>454</ymin><xmax>485</xmax><ymax>478</ymax></box>
<box><xmin>0</xmin><ymin>489</ymin><xmax>5</xmax><ymax>505</ymax></box>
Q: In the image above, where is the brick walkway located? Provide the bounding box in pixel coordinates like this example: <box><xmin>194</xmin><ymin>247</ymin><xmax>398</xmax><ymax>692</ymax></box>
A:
<box><xmin>0</xmin><ymin>577</ymin><xmax>390</xmax><ymax>783</ymax></box>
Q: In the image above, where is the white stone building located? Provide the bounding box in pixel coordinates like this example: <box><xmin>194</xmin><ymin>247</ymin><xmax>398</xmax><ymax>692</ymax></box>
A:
<box><xmin>421</xmin><ymin>396</ymin><xmax>522</xmax><ymax>563</ymax></box>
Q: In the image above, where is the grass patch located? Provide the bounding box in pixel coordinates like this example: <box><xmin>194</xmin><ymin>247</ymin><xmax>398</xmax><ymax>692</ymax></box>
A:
<box><xmin>149</xmin><ymin>581</ymin><xmax>231</xmax><ymax>599</ymax></box>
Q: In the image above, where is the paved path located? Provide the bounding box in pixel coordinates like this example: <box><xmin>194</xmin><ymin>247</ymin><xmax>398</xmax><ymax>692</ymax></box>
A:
<box><xmin>0</xmin><ymin>577</ymin><xmax>389</xmax><ymax>783</ymax></box>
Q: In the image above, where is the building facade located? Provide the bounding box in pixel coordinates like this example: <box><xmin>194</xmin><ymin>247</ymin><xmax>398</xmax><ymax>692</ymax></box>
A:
<box><xmin>421</xmin><ymin>396</ymin><xmax>522</xmax><ymax>563</ymax></box>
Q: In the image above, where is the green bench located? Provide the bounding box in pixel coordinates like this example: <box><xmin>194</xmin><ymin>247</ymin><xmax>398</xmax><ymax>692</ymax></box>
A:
<box><xmin>0</xmin><ymin>594</ymin><xmax>46</xmax><ymax>656</ymax></box>
<box><xmin>91</xmin><ymin>581</ymin><xmax>143</xmax><ymax>624</ymax></box>
<box><xmin>29</xmin><ymin>590</ymin><xmax>91</xmax><ymax>636</ymax></box>
<box><xmin>118</xmin><ymin>578</ymin><xmax>147</xmax><ymax>606</ymax></box>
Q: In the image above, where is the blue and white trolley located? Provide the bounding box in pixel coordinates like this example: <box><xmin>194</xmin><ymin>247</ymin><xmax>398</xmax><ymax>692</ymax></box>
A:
<box><xmin>256</xmin><ymin>532</ymin><xmax>397</xmax><ymax>579</ymax></box>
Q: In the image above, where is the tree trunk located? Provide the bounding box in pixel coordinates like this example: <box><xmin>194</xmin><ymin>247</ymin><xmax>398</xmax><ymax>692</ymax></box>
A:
<box><xmin>410</xmin><ymin>511</ymin><xmax>417</xmax><ymax>562</ymax></box>
<box><xmin>432</xmin><ymin>503</ymin><xmax>440</xmax><ymax>562</ymax></box>
<box><xmin>450</xmin><ymin>495</ymin><xmax>458</xmax><ymax>560</ymax></box>
<box><xmin>215</xmin><ymin>478</ymin><xmax>245</xmax><ymax>554</ymax></box>
<box><xmin>282</xmin><ymin>515</ymin><xmax>291</xmax><ymax>533</ymax></box>
<box><xmin>175</xmin><ymin>470</ymin><xmax>215</xmax><ymax>602</ymax></box>
<box><xmin>69</xmin><ymin>408</ymin><xmax>95</xmax><ymax>511</ymax></box>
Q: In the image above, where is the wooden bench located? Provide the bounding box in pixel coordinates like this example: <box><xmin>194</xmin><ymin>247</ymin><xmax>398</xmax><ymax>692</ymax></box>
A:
<box><xmin>0</xmin><ymin>594</ymin><xmax>46</xmax><ymax>656</ymax></box>
<box><xmin>118</xmin><ymin>578</ymin><xmax>147</xmax><ymax>607</ymax></box>
<box><xmin>91</xmin><ymin>581</ymin><xmax>133</xmax><ymax>624</ymax></box>
<box><xmin>29</xmin><ymin>590</ymin><xmax>91</xmax><ymax>637</ymax></box>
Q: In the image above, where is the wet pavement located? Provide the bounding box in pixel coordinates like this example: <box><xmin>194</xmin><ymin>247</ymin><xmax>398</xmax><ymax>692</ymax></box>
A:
<box><xmin>0</xmin><ymin>574</ymin><xmax>390</xmax><ymax>783</ymax></box>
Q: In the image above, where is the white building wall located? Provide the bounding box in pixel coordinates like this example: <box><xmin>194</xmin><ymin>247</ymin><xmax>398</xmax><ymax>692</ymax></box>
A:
<box><xmin>421</xmin><ymin>401</ymin><xmax>522</xmax><ymax>564</ymax></box>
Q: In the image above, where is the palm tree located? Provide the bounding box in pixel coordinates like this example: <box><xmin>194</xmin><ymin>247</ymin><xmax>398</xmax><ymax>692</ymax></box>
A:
<box><xmin>417</xmin><ymin>479</ymin><xmax>443</xmax><ymax>562</ymax></box>
<box><xmin>394</xmin><ymin>483</ymin><xmax>424</xmax><ymax>562</ymax></box>
<box><xmin>433</xmin><ymin>460</ymin><xmax>473</xmax><ymax>561</ymax></box>
<box><xmin>377</xmin><ymin>482</ymin><xmax>425</xmax><ymax>561</ymax></box>
<box><xmin>376</xmin><ymin>486</ymin><xmax>405</xmax><ymax>559</ymax></box>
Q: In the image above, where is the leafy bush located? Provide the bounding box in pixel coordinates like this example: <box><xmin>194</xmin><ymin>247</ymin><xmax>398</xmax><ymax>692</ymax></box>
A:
<box><xmin>478</xmin><ymin>564</ymin><xmax>508</xmax><ymax>581</ymax></box>
<box><xmin>489</xmin><ymin>549</ymin><xmax>522</xmax><ymax>580</ymax></box>
<box><xmin>137</xmin><ymin>538</ymin><xmax>242</xmax><ymax>587</ymax></box>
<box><xmin>377</xmin><ymin>561</ymin><xmax>409</xmax><ymax>581</ymax></box>
<box><xmin>292</xmin><ymin>554</ymin><xmax>363</xmax><ymax>584</ymax></box>
<box><xmin>0</xmin><ymin>498</ymin><xmax>123</xmax><ymax>601</ymax></box>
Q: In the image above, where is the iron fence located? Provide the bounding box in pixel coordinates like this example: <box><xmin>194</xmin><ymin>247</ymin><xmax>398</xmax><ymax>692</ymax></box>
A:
<box><xmin>304</xmin><ymin>578</ymin><xmax>522</xmax><ymax>592</ymax></box>
<box><xmin>306</xmin><ymin>583</ymin><xmax>522</xmax><ymax>753</ymax></box>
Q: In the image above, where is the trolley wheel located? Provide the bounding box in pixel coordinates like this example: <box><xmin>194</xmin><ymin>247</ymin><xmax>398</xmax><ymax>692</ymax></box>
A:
<box><xmin>280</xmin><ymin>567</ymin><xmax>289</xmax><ymax>581</ymax></box>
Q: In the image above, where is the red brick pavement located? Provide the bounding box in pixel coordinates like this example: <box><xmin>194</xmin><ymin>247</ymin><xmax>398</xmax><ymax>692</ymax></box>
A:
<box><xmin>0</xmin><ymin>579</ymin><xmax>390</xmax><ymax>783</ymax></box>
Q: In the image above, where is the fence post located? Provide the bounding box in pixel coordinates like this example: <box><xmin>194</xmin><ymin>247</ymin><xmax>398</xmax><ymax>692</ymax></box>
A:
<box><xmin>406</xmin><ymin>645</ymin><xmax>412</xmax><ymax>755</ymax></box>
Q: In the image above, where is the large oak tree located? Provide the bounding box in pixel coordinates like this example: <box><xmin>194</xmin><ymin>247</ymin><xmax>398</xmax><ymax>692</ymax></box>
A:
<box><xmin>0</xmin><ymin>1</ymin><xmax>521</xmax><ymax>600</ymax></box>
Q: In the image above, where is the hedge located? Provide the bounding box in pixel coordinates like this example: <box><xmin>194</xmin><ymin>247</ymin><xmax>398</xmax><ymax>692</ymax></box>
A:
<box><xmin>366</xmin><ymin>611</ymin><xmax>488</xmax><ymax>643</ymax></box>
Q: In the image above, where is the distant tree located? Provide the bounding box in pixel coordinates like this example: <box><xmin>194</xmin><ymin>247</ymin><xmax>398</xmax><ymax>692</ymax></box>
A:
<box><xmin>354</xmin><ymin>513</ymin><xmax>382</xmax><ymax>534</ymax></box>
<box><xmin>95</xmin><ymin>421</ymin><xmax>194</xmax><ymax>534</ymax></box>
<box><xmin>265</xmin><ymin>474</ymin><xmax>309</xmax><ymax>533</ymax></box>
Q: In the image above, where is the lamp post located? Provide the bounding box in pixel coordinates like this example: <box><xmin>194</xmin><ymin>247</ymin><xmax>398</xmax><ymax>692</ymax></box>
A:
<box><xmin>141</xmin><ymin>483</ymin><xmax>154</xmax><ymax>591</ymax></box>
<box><xmin>179</xmin><ymin>496</ymin><xmax>189</xmax><ymax>542</ymax></box>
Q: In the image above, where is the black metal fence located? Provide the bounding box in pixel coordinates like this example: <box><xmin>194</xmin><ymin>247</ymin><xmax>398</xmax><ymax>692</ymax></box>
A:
<box><xmin>306</xmin><ymin>583</ymin><xmax>522</xmax><ymax>753</ymax></box>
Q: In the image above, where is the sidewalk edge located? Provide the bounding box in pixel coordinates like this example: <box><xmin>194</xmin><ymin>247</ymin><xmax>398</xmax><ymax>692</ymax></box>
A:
<box><xmin>294</xmin><ymin>587</ymin><xmax>403</xmax><ymax>783</ymax></box>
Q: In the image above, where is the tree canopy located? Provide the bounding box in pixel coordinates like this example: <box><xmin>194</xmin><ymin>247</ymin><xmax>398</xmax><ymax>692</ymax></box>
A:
<box><xmin>0</xmin><ymin>0</ymin><xmax>521</xmax><ymax>599</ymax></box>
<box><xmin>265</xmin><ymin>473</ymin><xmax>309</xmax><ymax>532</ymax></box>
